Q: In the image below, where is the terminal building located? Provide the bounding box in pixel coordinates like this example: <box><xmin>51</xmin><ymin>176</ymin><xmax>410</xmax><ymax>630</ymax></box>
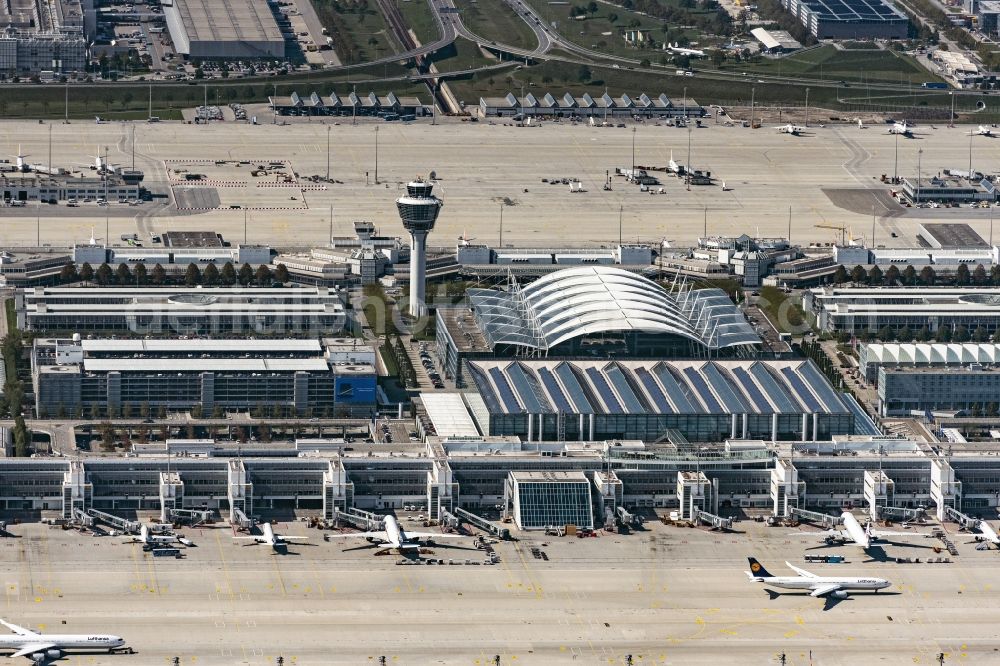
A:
<box><xmin>436</xmin><ymin>266</ymin><xmax>760</xmax><ymax>385</ymax></box>
<box><xmin>805</xmin><ymin>286</ymin><xmax>1000</xmax><ymax>335</ymax></box>
<box><xmin>478</xmin><ymin>92</ymin><xmax>705</xmax><ymax>119</ymax></box>
<box><xmin>163</xmin><ymin>0</ymin><xmax>284</xmax><ymax>59</ymax></box>
<box><xmin>1</xmin><ymin>173</ymin><xmax>140</xmax><ymax>204</ymax></box>
<box><xmin>780</xmin><ymin>0</ymin><xmax>908</xmax><ymax>38</ymax></box>
<box><xmin>461</xmin><ymin>359</ymin><xmax>858</xmax><ymax>442</ymax></box>
<box><xmin>31</xmin><ymin>337</ymin><xmax>376</xmax><ymax>416</ymax></box>
<box><xmin>3</xmin><ymin>434</ymin><xmax>997</xmax><ymax>526</ymax></box>
<box><xmin>0</xmin><ymin>0</ymin><xmax>89</xmax><ymax>76</ymax></box>
<box><xmin>17</xmin><ymin>285</ymin><xmax>346</xmax><ymax>335</ymax></box>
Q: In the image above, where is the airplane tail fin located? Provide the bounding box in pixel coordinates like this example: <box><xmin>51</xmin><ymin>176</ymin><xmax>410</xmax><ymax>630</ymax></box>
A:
<box><xmin>747</xmin><ymin>557</ymin><xmax>773</xmax><ymax>578</ymax></box>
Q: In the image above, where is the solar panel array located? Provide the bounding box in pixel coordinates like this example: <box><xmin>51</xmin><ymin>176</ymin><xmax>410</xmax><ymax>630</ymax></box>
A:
<box><xmin>467</xmin><ymin>360</ymin><xmax>851</xmax><ymax>417</ymax></box>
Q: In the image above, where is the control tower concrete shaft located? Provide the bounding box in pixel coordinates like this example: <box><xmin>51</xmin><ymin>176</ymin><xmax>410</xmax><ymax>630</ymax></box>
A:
<box><xmin>396</xmin><ymin>180</ymin><xmax>443</xmax><ymax>317</ymax></box>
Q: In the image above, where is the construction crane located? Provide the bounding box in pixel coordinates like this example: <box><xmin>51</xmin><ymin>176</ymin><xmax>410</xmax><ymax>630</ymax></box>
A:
<box><xmin>814</xmin><ymin>223</ymin><xmax>856</xmax><ymax>246</ymax></box>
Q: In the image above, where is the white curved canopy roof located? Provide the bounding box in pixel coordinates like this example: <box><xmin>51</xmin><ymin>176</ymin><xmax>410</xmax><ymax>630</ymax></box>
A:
<box><xmin>469</xmin><ymin>266</ymin><xmax>759</xmax><ymax>351</ymax></box>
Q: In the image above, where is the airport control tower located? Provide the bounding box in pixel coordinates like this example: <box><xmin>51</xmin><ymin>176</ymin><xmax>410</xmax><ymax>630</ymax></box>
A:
<box><xmin>397</xmin><ymin>179</ymin><xmax>443</xmax><ymax>317</ymax></box>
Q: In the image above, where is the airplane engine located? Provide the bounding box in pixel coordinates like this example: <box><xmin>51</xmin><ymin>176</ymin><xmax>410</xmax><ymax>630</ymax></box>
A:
<box><xmin>30</xmin><ymin>649</ymin><xmax>63</xmax><ymax>663</ymax></box>
<box><xmin>831</xmin><ymin>590</ymin><xmax>849</xmax><ymax>599</ymax></box>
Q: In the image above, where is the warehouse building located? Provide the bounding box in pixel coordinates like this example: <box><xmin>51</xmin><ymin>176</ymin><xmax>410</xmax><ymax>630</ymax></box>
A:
<box><xmin>858</xmin><ymin>343</ymin><xmax>1000</xmax><ymax>384</ymax></box>
<box><xmin>436</xmin><ymin>266</ymin><xmax>759</xmax><ymax>385</ymax></box>
<box><xmin>805</xmin><ymin>286</ymin><xmax>1000</xmax><ymax>335</ymax></box>
<box><xmin>17</xmin><ymin>285</ymin><xmax>345</xmax><ymax>335</ymax></box>
<box><xmin>877</xmin><ymin>366</ymin><xmax>1000</xmax><ymax>416</ymax></box>
<box><xmin>463</xmin><ymin>359</ymin><xmax>857</xmax><ymax>442</ymax></box>
<box><xmin>31</xmin><ymin>337</ymin><xmax>376</xmax><ymax>416</ymax></box>
<box><xmin>781</xmin><ymin>0</ymin><xmax>908</xmax><ymax>38</ymax></box>
<box><xmin>163</xmin><ymin>0</ymin><xmax>284</xmax><ymax>59</ymax></box>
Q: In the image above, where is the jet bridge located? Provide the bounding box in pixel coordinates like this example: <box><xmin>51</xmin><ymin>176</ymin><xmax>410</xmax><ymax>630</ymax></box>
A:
<box><xmin>168</xmin><ymin>508</ymin><xmax>214</xmax><ymax>527</ymax></box>
<box><xmin>86</xmin><ymin>508</ymin><xmax>140</xmax><ymax>534</ymax></box>
<box><xmin>945</xmin><ymin>506</ymin><xmax>980</xmax><ymax>530</ymax></box>
<box><xmin>334</xmin><ymin>507</ymin><xmax>382</xmax><ymax>531</ymax></box>
<box><xmin>159</xmin><ymin>471</ymin><xmax>183</xmax><ymax>522</ymax></box>
<box><xmin>789</xmin><ymin>507</ymin><xmax>842</xmax><ymax>529</ymax></box>
<box><xmin>231</xmin><ymin>506</ymin><xmax>254</xmax><ymax>530</ymax></box>
<box><xmin>227</xmin><ymin>459</ymin><xmax>252</xmax><ymax>525</ymax></box>
<box><xmin>71</xmin><ymin>507</ymin><xmax>94</xmax><ymax>527</ymax></box>
<box><xmin>616</xmin><ymin>506</ymin><xmax>643</xmax><ymax>528</ymax></box>
<box><xmin>876</xmin><ymin>505</ymin><xmax>926</xmax><ymax>523</ymax></box>
<box><xmin>695</xmin><ymin>510</ymin><xmax>733</xmax><ymax>531</ymax></box>
<box><xmin>454</xmin><ymin>507</ymin><xmax>511</xmax><ymax>540</ymax></box>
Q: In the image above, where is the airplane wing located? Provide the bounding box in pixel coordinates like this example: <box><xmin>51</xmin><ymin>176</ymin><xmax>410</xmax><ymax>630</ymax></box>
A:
<box><xmin>784</xmin><ymin>562</ymin><xmax>818</xmax><ymax>578</ymax></box>
<box><xmin>809</xmin><ymin>584</ymin><xmax>843</xmax><ymax>598</ymax></box>
<box><xmin>279</xmin><ymin>536</ymin><xmax>309</xmax><ymax>540</ymax></box>
<box><xmin>406</xmin><ymin>532</ymin><xmax>465</xmax><ymax>540</ymax></box>
<box><xmin>10</xmin><ymin>643</ymin><xmax>56</xmax><ymax>658</ymax></box>
<box><xmin>872</xmin><ymin>530</ymin><xmax>916</xmax><ymax>538</ymax></box>
<box><xmin>325</xmin><ymin>531</ymin><xmax>389</xmax><ymax>540</ymax></box>
<box><xmin>0</xmin><ymin>620</ymin><xmax>39</xmax><ymax>637</ymax></box>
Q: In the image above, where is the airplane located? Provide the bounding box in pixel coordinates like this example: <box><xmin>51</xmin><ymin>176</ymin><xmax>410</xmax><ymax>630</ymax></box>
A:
<box><xmin>326</xmin><ymin>515</ymin><xmax>464</xmax><ymax>554</ymax></box>
<box><xmin>457</xmin><ymin>230</ymin><xmax>476</xmax><ymax>246</ymax></box>
<box><xmin>969</xmin><ymin>125</ymin><xmax>994</xmax><ymax>137</ymax></box>
<box><xmin>124</xmin><ymin>524</ymin><xmax>180</xmax><ymax>547</ymax></box>
<box><xmin>888</xmin><ymin>121</ymin><xmax>913</xmax><ymax>136</ymax></box>
<box><xmin>233</xmin><ymin>522</ymin><xmax>308</xmax><ymax>550</ymax></box>
<box><xmin>801</xmin><ymin>511</ymin><xmax>914</xmax><ymax>549</ymax></box>
<box><xmin>666</xmin><ymin>42</ymin><xmax>705</xmax><ymax>58</ymax></box>
<box><xmin>667</xmin><ymin>150</ymin><xmax>684</xmax><ymax>176</ymax></box>
<box><xmin>775</xmin><ymin>124</ymin><xmax>806</xmax><ymax>135</ymax></box>
<box><xmin>12</xmin><ymin>146</ymin><xmax>29</xmax><ymax>172</ymax></box>
<box><xmin>973</xmin><ymin>520</ymin><xmax>1000</xmax><ymax>548</ymax></box>
<box><xmin>0</xmin><ymin>619</ymin><xmax>125</xmax><ymax>659</ymax></box>
<box><xmin>856</xmin><ymin>118</ymin><xmax>867</xmax><ymax>129</ymax></box>
<box><xmin>745</xmin><ymin>557</ymin><xmax>890</xmax><ymax>605</ymax></box>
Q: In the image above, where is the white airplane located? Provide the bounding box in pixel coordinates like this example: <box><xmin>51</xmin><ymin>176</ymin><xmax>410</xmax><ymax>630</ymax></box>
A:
<box><xmin>802</xmin><ymin>511</ymin><xmax>914</xmax><ymax>549</ymax></box>
<box><xmin>974</xmin><ymin>520</ymin><xmax>1000</xmax><ymax>547</ymax></box>
<box><xmin>234</xmin><ymin>522</ymin><xmax>308</xmax><ymax>550</ymax></box>
<box><xmin>124</xmin><ymin>525</ymin><xmax>179</xmax><ymax>546</ymax></box>
<box><xmin>666</xmin><ymin>42</ymin><xmax>705</xmax><ymax>58</ymax></box>
<box><xmin>856</xmin><ymin>118</ymin><xmax>868</xmax><ymax>129</ymax></box>
<box><xmin>327</xmin><ymin>515</ymin><xmax>464</xmax><ymax>553</ymax></box>
<box><xmin>745</xmin><ymin>557</ymin><xmax>890</xmax><ymax>603</ymax></box>
<box><xmin>0</xmin><ymin>619</ymin><xmax>125</xmax><ymax>659</ymax></box>
<box><xmin>11</xmin><ymin>146</ymin><xmax>29</xmax><ymax>172</ymax></box>
<box><xmin>667</xmin><ymin>150</ymin><xmax>684</xmax><ymax>175</ymax></box>
<box><xmin>775</xmin><ymin>124</ymin><xmax>806</xmax><ymax>135</ymax></box>
<box><xmin>970</xmin><ymin>125</ymin><xmax>994</xmax><ymax>137</ymax></box>
<box><xmin>888</xmin><ymin>121</ymin><xmax>913</xmax><ymax>136</ymax></box>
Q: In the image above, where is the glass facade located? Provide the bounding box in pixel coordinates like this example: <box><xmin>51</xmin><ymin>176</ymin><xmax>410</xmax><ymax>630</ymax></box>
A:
<box><xmin>511</xmin><ymin>474</ymin><xmax>594</xmax><ymax>529</ymax></box>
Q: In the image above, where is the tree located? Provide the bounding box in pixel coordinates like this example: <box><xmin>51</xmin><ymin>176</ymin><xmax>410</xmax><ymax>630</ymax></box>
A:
<box><xmin>991</xmin><ymin>264</ymin><xmax>1000</xmax><ymax>286</ymax></box>
<box><xmin>254</xmin><ymin>264</ymin><xmax>272</xmax><ymax>285</ymax></box>
<box><xmin>639</xmin><ymin>58</ymin><xmax>651</xmax><ymax>68</ymax></box>
<box><xmin>897</xmin><ymin>325</ymin><xmax>913</xmax><ymax>343</ymax></box>
<box><xmin>238</xmin><ymin>263</ymin><xmax>254</xmax><ymax>286</ymax></box>
<box><xmin>184</xmin><ymin>263</ymin><xmax>201</xmax><ymax>286</ymax></box>
<box><xmin>115</xmin><ymin>263</ymin><xmax>132</xmax><ymax>285</ymax></box>
<box><xmin>274</xmin><ymin>264</ymin><xmax>289</xmax><ymax>285</ymax></box>
<box><xmin>935</xmin><ymin>325</ymin><xmax>952</xmax><ymax>343</ymax></box>
<box><xmin>194</xmin><ymin>67</ymin><xmax>204</xmax><ymax>79</ymax></box>
<box><xmin>954</xmin><ymin>325</ymin><xmax>970</xmax><ymax>343</ymax></box>
<box><xmin>12</xmin><ymin>416</ymin><xmax>28</xmax><ymax>457</ymax></box>
<box><xmin>191</xmin><ymin>404</ymin><xmax>203</xmax><ymax>419</ymax></box>
<box><xmin>974</xmin><ymin>325</ymin><xmax>989</xmax><ymax>342</ymax></box>
<box><xmin>956</xmin><ymin>263</ymin><xmax>971</xmax><ymax>286</ymax></box>
<box><xmin>902</xmin><ymin>265</ymin><xmax>917</xmax><ymax>285</ymax></box>
<box><xmin>607</xmin><ymin>11</ymin><xmax>618</xmax><ymax>22</ymax></box>
<box><xmin>832</xmin><ymin>265</ymin><xmax>849</xmax><ymax>284</ymax></box>
<box><xmin>877</xmin><ymin>325</ymin><xmax>895</xmax><ymax>342</ymax></box>
<box><xmin>850</xmin><ymin>265</ymin><xmax>867</xmax><ymax>284</ymax></box>
<box><xmin>151</xmin><ymin>263</ymin><xmax>167</xmax><ymax>285</ymax></box>
<box><xmin>140</xmin><ymin>401</ymin><xmax>150</xmax><ymax>418</ymax></box>
<box><xmin>884</xmin><ymin>265</ymin><xmax>900</xmax><ymax>286</ymax></box>
<box><xmin>79</xmin><ymin>262</ymin><xmax>94</xmax><ymax>283</ymax></box>
<box><xmin>95</xmin><ymin>263</ymin><xmax>113</xmax><ymax>285</ymax></box>
<box><xmin>577</xmin><ymin>65</ymin><xmax>592</xmax><ymax>82</ymax></box>
<box><xmin>916</xmin><ymin>325</ymin><xmax>931</xmax><ymax>342</ymax></box>
<box><xmin>59</xmin><ymin>262</ymin><xmax>78</xmax><ymax>283</ymax></box>
<box><xmin>919</xmin><ymin>266</ymin><xmax>936</xmax><ymax>286</ymax></box>
<box><xmin>259</xmin><ymin>422</ymin><xmax>272</xmax><ymax>443</ymax></box>
<box><xmin>972</xmin><ymin>264</ymin><xmax>988</xmax><ymax>286</ymax></box>
<box><xmin>221</xmin><ymin>262</ymin><xmax>237</xmax><ymax>286</ymax></box>
<box><xmin>868</xmin><ymin>265</ymin><xmax>883</xmax><ymax>285</ymax></box>
<box><xmin>711</xmin><ymin>49</ymin><xmax>725</xmax><ymax>67</ymax></box>
<box><xmin>203</xmin><ymin>263</ymin><xmax>220</xmax><ymax>286</ymax></box>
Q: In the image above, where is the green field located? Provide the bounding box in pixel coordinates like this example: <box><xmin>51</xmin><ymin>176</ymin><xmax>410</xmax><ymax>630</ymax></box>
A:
<box><xmin>717</xmin><ymin>44</ymin><xmax>943</xmax><ymax>86</ymax></box>
<box><xmin>311</xmin><ymin>0</ymin><xmax>401</xmax><ymax>64</ymax></box>
<box><xmin>454</xmin><ymin>0</ymin><xmax>539</xmax><ymax>51</ymax></box>
<box><xmin>396</xmin><ymin>0</ymin><xmax>441</xmax><ymax>45</ymax></box>
<box><xmin>426</xmin><ymin>37</ymin><xmax>498</xmax><ymax>73</ymax></box>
